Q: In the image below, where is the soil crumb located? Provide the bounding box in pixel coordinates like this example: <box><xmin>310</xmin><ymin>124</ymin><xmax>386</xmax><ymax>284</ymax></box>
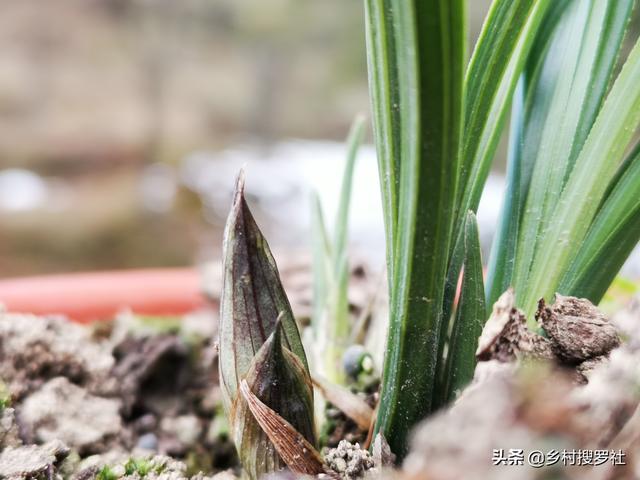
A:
<box><xmin>0</xmin><ymin>440</ymin><xmax>69</xmax><ymax>479</ymax></box>
<box><xmin>537</xmin><ymin>294</ymin><xmax>620</xmax><ymax>363</ymax></box>
<box><xmin>19</xmin><ymin>376</ymin><xmax>122</xmax><ymax>454</ymax></box>
<box><xmin>324</xmin><ymin>440</ymin><xmax>375</xmax><ymax>479</ymax></box>
<box><xmin>0</xmin><ymin>314</ymin><xmax>115</xmax><ymax>400</ymax></box>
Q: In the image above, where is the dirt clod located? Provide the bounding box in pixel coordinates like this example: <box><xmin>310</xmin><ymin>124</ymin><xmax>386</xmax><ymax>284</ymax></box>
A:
<box><xmin>324</xmin><ymin>440</ymin><xmax>375</xmax><ymax>479</ymax></box>
<box><xmin>112</xmin><ymin>334</ymin><xmax>191</xmax><ymax>417</ymax></box>
<box><xmin>405</xmin><ymin>295</ymin><xmax>640</xmax><ymax>480</ymax></box>
<box><xmin>0</xmin><ymin>407</ymin><xmax>21</xmax><ymax>449</ymax></box>
<box><xmin>475</xmin><ymin>289</ymin><xmax>553</xmax><ymax>362</ymax></box>
<box><xmin>537</xmin><ymin>294</ymin><xmax>620</xmax><ymax>363</ymax></box>
<box><xmin>0</xmin><ymin>440</ymin><xmax>69</xmax><ymax>479</ymax></box>
<box><xmin>0</xmin><ymin>313</ymin><xmax>115</xmax><ymax>400</ymax></box>
<box><xmin>19</xmin><ymin>376</ymin><xmax>122</xmax><ymax>455</ymax></box>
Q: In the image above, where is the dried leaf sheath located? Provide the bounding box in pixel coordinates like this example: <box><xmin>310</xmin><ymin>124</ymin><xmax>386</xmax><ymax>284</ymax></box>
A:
<box><xmin>219</xmin><ymin>172</ymin><xmax>309</xmax><ymax>411</ymax></box>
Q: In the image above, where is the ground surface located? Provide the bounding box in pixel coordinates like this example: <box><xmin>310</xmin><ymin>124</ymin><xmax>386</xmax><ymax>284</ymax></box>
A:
<box><xmin>1</xmin><ymin>269</ymin><xmax>639</xmax><ymax>480</ymax></box>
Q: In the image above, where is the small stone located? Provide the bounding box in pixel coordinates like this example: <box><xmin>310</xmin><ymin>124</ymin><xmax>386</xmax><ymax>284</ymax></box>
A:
<box><xmin>160</xmin><ymin>414</ymin><xmax>202</xmax><ymax>449</ymax></box>
<box><xmin>333</xmin><ymin>458</ymin><xmax>347</xmax><ymax>472</ymax></box>
<box><xmin>208</xmin><ymin>470</ymin><xmax>237</xmax><ymax>480</ymax></box>
<box><xmin>133</xmin><ymin>413</ymin><xmax>158</xmax><ymax>433</ymax></box>
<box><xmin>137</xmin><ymin>432</ymin><xmax>159</xmax><ymax>451</ymax></box>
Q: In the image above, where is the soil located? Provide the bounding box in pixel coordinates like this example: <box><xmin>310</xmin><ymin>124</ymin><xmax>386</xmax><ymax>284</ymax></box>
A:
<box><xmin>0</xmin><ymin>309</ymin><xmax>237</xmax><ymax>479</ymax></box>
<box><xmin>0</xmin><ymin>257</ymin><xmax>378</xmax><ymax>479</ymax></box>
<box><xmin>404</xmin><ymin>292</ymin><xmax>640</xmax><ymax>480</ymax></box>
<box><xmin>1</xmin><ymin>266</ymin><xmax>639</xmax><ymax>480</ymax></box>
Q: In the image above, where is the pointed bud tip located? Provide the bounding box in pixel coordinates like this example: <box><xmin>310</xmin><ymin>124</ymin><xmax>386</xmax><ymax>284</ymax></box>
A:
<box><xmin>233</xmin><ymin>169</ymin><xmax>246</xmax><ymax>205</ymax></box>
<box><xmin>264</xmin><ymin>312</ymin><xmax>286</xmax><ymax>358</ymax></box>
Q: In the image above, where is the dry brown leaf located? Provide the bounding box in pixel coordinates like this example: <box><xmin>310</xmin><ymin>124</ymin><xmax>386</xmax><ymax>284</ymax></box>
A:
<box><xmin>312</xmin><ymin>376</ymin><xmax>374</xmax><ymax>432</ymax></box>
<box><xmin>239</xmin><ymin>379</ymin><xmax>326</xmax><ymax>476</ymax></box>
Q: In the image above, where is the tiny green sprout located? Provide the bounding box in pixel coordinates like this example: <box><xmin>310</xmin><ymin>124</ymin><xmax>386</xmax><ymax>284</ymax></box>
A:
<box><xmin>0</xmin><ymin>380</ymin><xmax>10</xmax><ymax>411</ymax></box>
<box><xmin>97</xmin><ymin>466</ymin><xmax>119</xmax><ymax>480</ymax></box>
<box><xmin>209</xmin><ymin>405</ymin><xmax>230</xmax><ymax>441</ymax></box>
<box><xmin>124</xmin><ymin>458</ymin><xmax>153</xmax><ymax>477</ymax></box>
<box><xmin>310</xmin><ymin>115</ymin><xmax>365</xmax><ymax>385</ymax></box>
<box><xmin>124</xmin><ymin>459</ymin><xmax>136</xmax><ymax>476</ymax></box>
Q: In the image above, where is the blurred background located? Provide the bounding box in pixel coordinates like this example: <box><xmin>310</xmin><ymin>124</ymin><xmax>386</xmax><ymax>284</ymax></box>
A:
<box><xmin>0</xmin><ymin>0</ymin><xmax>638</xmax><ymax>279</ymax></box>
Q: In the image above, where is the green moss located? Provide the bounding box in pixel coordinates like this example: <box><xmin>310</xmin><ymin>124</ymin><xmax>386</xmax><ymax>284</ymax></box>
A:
<box><xmin>124</xmin><ymin>459</ymin><xmax>153</xmax><ymax>477</ymax></box>
<box><xmin>0</xmin><ymin>380</ymin><xmax>10</xmax><ymax>411</ymax></box>
<box><xmin>97</xmin><ymin>466</ymin><xmax>119</xmax><ymax>480</ymax></box>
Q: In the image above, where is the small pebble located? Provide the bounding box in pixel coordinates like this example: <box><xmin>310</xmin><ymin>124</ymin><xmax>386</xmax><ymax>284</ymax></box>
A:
<box><xmin>137</xmin><ymin>432</ymin><xmax>159</xmax><ymax>451</ymax></box>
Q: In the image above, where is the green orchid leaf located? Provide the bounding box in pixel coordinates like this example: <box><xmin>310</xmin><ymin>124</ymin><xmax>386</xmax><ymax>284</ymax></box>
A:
<box><xmin>310</xmin><ymin>190</ymin><xmax>332</xmax><ymax>337</ymax></box>
<box><xmin>512</xmin><ymin>0</ymin><xmax>634</xmax><ymax>309</ymax></box>
<box><xmin>485</xmin><ymin>1</ymin><xmax>572</xmax><ymax>309</ymax></box>
<box><xmin>369</xmin><ymin>0</ymin><xmax>465</xmax><ymax>458</ymax></box>
<box><xmin>434</xmin><ymin>222</ymin><xmax>465</xmax><ymax>406</ymax></box>
<box><xmin>559</xmin><ymin>143</ymin><xmax>640</xmax><ymax>303</ymax></box>
<box><xmin>485</xmin><ymin>79</ymin><xmax>526</xmax><ymax>310</ymax></box>
<box><xmin>457</xmin><ymin>0</ymin><xmax>552</xmax><ymax>223</ymax></box>
<box><xmin>310</xmin><ymin>116</ymin><xmax>364</xmax><ymax>384</ymax></box>
<box><xmin>333</xmin><ymin>114</ymin><xmax>365</xmax><ymax>272</ymax></box>
<box><xmin>443</xmin><ymin>0</ymin><xmax>553</xmax><ymax>367</ymax></box>
<box><xmin>443</xmin><ymin>212</ymin><xmax>485</xmax><ymax>404</ymax></box>
<box><xmin>364</xmin><ymin>0</ymin><xmax>400</xmax><ymax>283</ymax></box>
<box><xmin>522</xmin><ymin>36</ymin><xmax>640</xmax><ymax>315</ymax></box>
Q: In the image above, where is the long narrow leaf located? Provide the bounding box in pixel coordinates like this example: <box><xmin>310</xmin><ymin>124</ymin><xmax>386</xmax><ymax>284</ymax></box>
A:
<box><xmin>559</xmin><ymin>143</ymin><xmax>640</xmax><ymax>302</ymax></box>
<box><xmin>513</xmin><ymin>0</ymin><xmax>634</xmax><ymax>303</ymax></box>
<box><xmin>523</xmin><ymin>37</ymin><xmax>640</xmax><ymax>315</ymax></box>
<box><xmin>442</xmin><ymin>212</ymin><xmax>485</xmax><ymax>404</ymax></box>
<box><xmin>372</xmin><ymin>0</ymin><xmax>465</xmax><ymax>459</ymax></box>
<box><xmin>310</xmin><ymin>191</ymin><xmax>332</xmax><ymax>337</ymax></box>
<box><xmin>442</xmin><ymin>0</ymin><xmax>552</xmax><ymax>353</ymax></box>
<box><xmin>333</xmin><ymin>115</ymin><xmax>366</xmax><ymax>271</ymax></box>
<box><xmin>330</xmin><ymin>116</ymin><xmax>365</xmax><ymax>382</ymax></box>
<box><xmin>485</xmin><ymin>79</ymin><xmax>526</xmax><ymax>309</ymax></box>
<box><xmin>364</xmin><ymin>0</ymin><xmax>400</xmax><ymax>284</ymax></box>
<box><xmin>457</xmin><ymin>0</ymin><xmax>552</xmax><ymax>222</ymax></box>
<box><xmin>310</xmin><ymin>116</ymin><xmax>364</xmax><ymax>383</ymax></box>
<box><xmin>486</xmin><ymin>1</ymin><xmax>571</xmax><ymax>308</ymax></box>
<box><xmin>435</xmin><ymin>227</ymin><xmax>465</xmax><ymax>398</ymax></box>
